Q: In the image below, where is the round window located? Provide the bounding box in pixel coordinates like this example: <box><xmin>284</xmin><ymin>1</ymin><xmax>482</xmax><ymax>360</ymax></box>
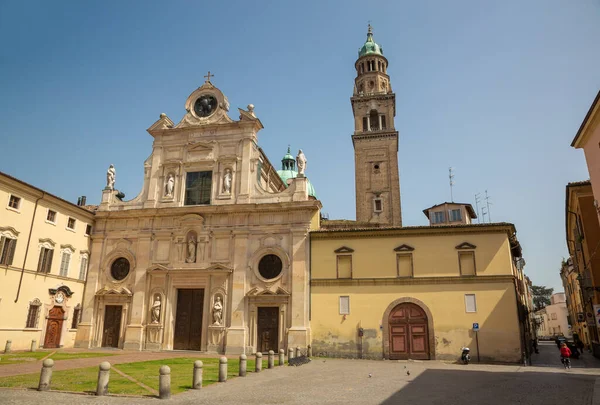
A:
<box><xmin>111</xmin><ymin>258</ymin><xmax>130</xmax><ymax>281</ymax></box>
<box><xmin>258</xmin><ymin>254</ymin><xmax>283</xmax><ymax>280</ymax></box>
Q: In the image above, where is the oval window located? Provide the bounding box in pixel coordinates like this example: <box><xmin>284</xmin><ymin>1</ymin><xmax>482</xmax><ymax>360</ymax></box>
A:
<box><xmin>111</xmin><ymin>258</ymin><xmax>130</xmax><ymax>281</ymax></box>
<box><xmin>258</xmin><ymin>254</ymin><xmax>283</xmax><ymax>280</ymax></box>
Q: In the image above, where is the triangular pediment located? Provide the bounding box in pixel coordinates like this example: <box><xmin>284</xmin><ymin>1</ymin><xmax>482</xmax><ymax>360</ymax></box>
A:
<box><xmin>188</xmin><ymin>141</ymin><xmax>215</xmax><ymax>151</ymax></box>
<box><xmin>394</xmin><ymin>244</ymin><xmax>415</xmax><ymax>252</ymax></box>
<box><xmin>147</xmin><ymin>264</ymin><xmax>170</xmax><ymax>273</ymax></box>
<box><xmin>334</xmin><ymin>246</ymin><xmax>354</xmax><ymax>254</ymax></box>
<box><xmin>455</xmin><ymin>242</ymin><xmax>477</xmax><ymax>250</ymax></box>
<box><xmin>206</xmin><ymin>263</ymin><xmax>234</xmax><ymax>273</ymax></box>
<box><xmin>95</xmin><ymin>286</ymin><xmax>133</xmax><ymax>296</ymax></box>
<box><xmin>147</xmin><ymin>114</ymin><xmax>174</xmax><ymax>132</ymax></box>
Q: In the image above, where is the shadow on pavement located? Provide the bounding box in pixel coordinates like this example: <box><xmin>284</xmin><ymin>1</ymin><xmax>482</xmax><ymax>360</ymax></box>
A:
<box><xmin>380</xmin><ymin>368</ymin><xmax>595</xmax><ymax>405</ymax></box>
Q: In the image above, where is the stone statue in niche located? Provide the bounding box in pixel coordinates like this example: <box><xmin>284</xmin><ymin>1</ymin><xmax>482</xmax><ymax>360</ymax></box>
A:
<box><xmin>106</xmin><ymin>164</ymin><xmax>116</xmax><ymax>190</ymax></box>
<box><xmin>296</xmin><ymin>150</ymin><xmax>307</xmax><ymax>175</ymax></box>
<box><xmin>186</xmin><ymin>234</ymin><xmax>197</xmax><ymax>263</ymax></box>
<box><xmin>212</xmin><ymin>296</ymin><xmax>223</xmax><ymax>326</ymax></box>
<box><xmin>151</xmin><ymin>295</ymin><xmax>161</xmax><ymax>323</ymax></box>
<box><xmin>165</xmin><ymin>174</ymin><xmax>175</xmax><ymax>198</ymax></box>
<box><xmin>222</xmin><ymin>169</ymin><xmax>232</xmax><ymax>194</ymax></box>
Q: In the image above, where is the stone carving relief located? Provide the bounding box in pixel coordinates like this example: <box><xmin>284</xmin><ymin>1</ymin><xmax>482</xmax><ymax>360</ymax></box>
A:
<box><xmin>222</xmin><ymin>169</ymin><xmax>232</xmax><ymax>194</ymax></box>
<box><xmin>296</xmin><ymin>150</ymin><xmax>307</xmax><ymax>175</ymax></box>
<box><xmin>164</xmin><ymin>173</ymin><xmax>175</xmax><ymax>198</ymax></box>
<box><xmin>106</xmin><ymin>164</ymin><xmax>116</xmax><ymax>190</ymax></box>
<box><xmin>151</xmin><ymin>294</ymin><xmax>162</xmax><ymax>323</ymax></box>
<box><xmin>212</xmin><ymin>295</ymin><xmax>223</xmax><ymax>326</ymax></box>
<box><xmin>186</xmin><ymin>231</ymin><xmax>197</xmax><ymax>263</ymax></box>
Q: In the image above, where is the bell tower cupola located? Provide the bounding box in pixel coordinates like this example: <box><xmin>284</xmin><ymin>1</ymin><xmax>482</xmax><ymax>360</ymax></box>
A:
<box><xmin>351</xmin><ymin>25</ymin><xmax>402</xmax><ymax>226</ymax></box>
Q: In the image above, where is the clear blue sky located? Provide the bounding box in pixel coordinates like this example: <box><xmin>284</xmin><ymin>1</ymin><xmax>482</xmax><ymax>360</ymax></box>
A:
<box><xmin>1</xmin><ymin>1</ymin><xmax>598</xmax><ymax>292</ymax></box>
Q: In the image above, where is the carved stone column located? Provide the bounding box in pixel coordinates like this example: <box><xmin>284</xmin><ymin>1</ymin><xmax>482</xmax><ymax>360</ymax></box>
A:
<box><xmin>287</xmin><ymin>229</ymin><xmax>310</xmax><ymax>349</ymax></box>
<box><xmin>225</xmin><ymin>230</ymin><xmax>249</xmax><ymax>355</ymax></box>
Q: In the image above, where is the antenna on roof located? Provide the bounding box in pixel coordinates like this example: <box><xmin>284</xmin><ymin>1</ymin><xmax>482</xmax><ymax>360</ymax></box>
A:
<box><xmin>485</xmin><ymin>190</ymin><xmax>492</xmax><ymax>223</ymax></box>
<box><xmin>481</xmin><ymin>206</ymin><xmax>488</xmax><ymax>224</ymax></box>
<box><xmin>449</xmin><ymin>167</ymin><xmax>455</xmax><ymax>202</ymax></box>
<box><xmin>474</xmin><ymin>193</ymin><xmax>481</xmax><ymax>224</ymax></box>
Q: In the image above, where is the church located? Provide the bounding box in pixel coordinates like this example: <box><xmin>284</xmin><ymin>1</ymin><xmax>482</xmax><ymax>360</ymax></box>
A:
<box><xmin>73</xmin><ymin>26</ymin><xmax>531</xmax><ymax>362</ymax></box>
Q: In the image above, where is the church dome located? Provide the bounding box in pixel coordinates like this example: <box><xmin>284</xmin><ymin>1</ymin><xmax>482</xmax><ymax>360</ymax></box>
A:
<box><xmin>358</xmin><ymin>25</ymin><xmax>383</xmax><ymax>58</ymax></box>
<box><xmin>276</xmin><ymin>147</ymin><xmax>317</xmax><ymax>198</ymax></box>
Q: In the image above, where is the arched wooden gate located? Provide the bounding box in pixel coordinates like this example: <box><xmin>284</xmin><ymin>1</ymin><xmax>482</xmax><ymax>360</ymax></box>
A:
<box><xmin>388</xmin><ymin>302</ymin><xmax>430</xmax><ymax>360</ymax></box>
<box><xmin>44</xmin><ymin>306</ymin><xmax>64</xmax><ymax>348</ymax></box>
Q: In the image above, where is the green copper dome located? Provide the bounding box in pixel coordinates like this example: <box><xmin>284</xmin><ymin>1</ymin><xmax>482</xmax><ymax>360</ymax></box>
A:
<box><xmin>358</xmin><ymin>24</ymin><xmax>383</xmax><ymax>57</ymax></box>
<box><xmin>276</xmin><ymin>147</ymin><xmax>317</xmax><ymax>198</ymax></box>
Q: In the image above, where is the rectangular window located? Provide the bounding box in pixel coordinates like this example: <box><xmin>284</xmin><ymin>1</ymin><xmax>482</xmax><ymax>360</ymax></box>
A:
<box><xmin>339</xmin><ymin>296</ymin><xmax>350</xmax><ymax>315</ymax></box>
<box><xmin>185</xmin><ymin>171</ymin><xmax>212</xmax><ymax>205</ymax></box>
<box><xmin>59</xmin><ymin>252</ymin><xmax>71</xmax><ymax>277</ymax></box>
<box><xmin>85</xmin><ymin>224</ymin><xmax>92</xmax><ymax>236</ymax></box>
<box><xmin>337</xmin><ymin>255</ymin><xmax>352</xmax><ymax>279</ymax></box>
<box><xmin>432</xmin><ymin>211</ymin><xmax>446</xmax><ymax>224</ymax></box>
<box><xmin>67</xmin><ymin>217</ymin><xmax>76</xmax><ymax>230</ymax></box>
<box><xmin>79</xmin><ymin>256</ymin><xmax>88</xmax><ymax>280</ymax></box>
<box><xmin>26</xmin><ymin>305</ymin><xmax>40</xmax><ymax>328</ymax></box>
<box><xmin>459</xmin><ymin>251</ymin><xmax>476</xmax><ymax>276</ymax></box>
<box><xmin>0</xmin><ymin>237</ymin><xmax>17</xmax><ymax>266</ymax></box>
<box><xmin>373</xmin><ymin>198</ymin><xmax>383</xmax><ymax>212</ymax></box>
<box><xmin>465</xmin><ymin>294</ymin><xmax>477</xmax><ymax>313</ymax></box>
<box><xmin>381</xmin><ymin>115</ymin><xmax>386</xmax><ymax>129</ymax></box>
<box><xmin>71</xmin><ymin>307</ymin><xmax>81</xmax><ymax>329</ymax></box>
<box><xmin>8</xmin><ymin>195</ymin><xmax>21</xmax><ymax>210</ymax></box>
<box><xmin>37</xmin><ymin>248</ymin><xmax>54</xmax><ymax>273</ymax></box>
<box><xmin>449</xmin><ymin>209</ymin><xmax>462</xmax><ymax>222</ymax></box>
<box><xmin>46</xmin><ymin>210</ymin><xmax>57</xmax><ymax>223</ymax></box>
<box><xmin>397</xmin><ymin>254</ymin><xmax>413</xmax><ymax>278</ymax></box>
<box><xmin>362</xmin><ymin>117</ymin><xmax>368</xmax><ymax>132</ymax></box>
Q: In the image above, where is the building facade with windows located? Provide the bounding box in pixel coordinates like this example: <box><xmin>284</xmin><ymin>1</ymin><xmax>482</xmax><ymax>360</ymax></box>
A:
<box><xmin>74</xmin><ymin>79</ymin><xmax>321</xmax><ymax>354</ymax></box>
<box><xmin>0</xmin><ymin>172</ymin><xmax>95</xmax><ymax>350</ymax></box>
<box><xmin>534</xmin><ymin>293</ymin><xmax>570</xmax><ymax>339</ymax></box>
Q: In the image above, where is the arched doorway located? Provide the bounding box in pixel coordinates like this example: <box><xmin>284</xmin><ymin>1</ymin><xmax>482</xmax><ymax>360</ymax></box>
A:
<box><xmin>44</xmin><ymin>306</ymin><xmax>65</xmax><ymax>348</ymax></box>
<box><xmin>388</xmin><ymin>302</ymin><xmax>430</xmax><ymax>360</ymax></box>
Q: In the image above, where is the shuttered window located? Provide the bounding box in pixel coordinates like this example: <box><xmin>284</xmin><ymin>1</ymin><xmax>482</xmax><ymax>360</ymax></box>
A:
<box><xmin>79</xmin><ymin>256</ymin><xmax>88</xmax><ymax>280</ymax></box>
<box><xmin>465</xmin><ymin>294</ymin><xmax>477</xmax><ymax>313</ymax></box>
<box><xmin>339</xmin><ymin>296</ymin><xmax>350</xmax><ymax>315</ymax></box>
<box><xmin>337</xmin><ymin>255</ymin><xmax>352</xmax><ymax>279</ymax></box>
<box><xmin>459</xmin><ymin>251</ymin><xmax>476</xmax><ymax>276</ymax></box>
<box><xmin>0</xmin><ymin>237</ymin><xmax>17</xmax><ymax>266</ymax></box>
<box><xmin>25</xmin><ymin>302</ymin><xmax>41</xmax><ymax>328</ymax></box>
<box><xmin>71</xmin><ymin>306</ymin><xmax>81</xmax><ymax>329</ymax></box>
<box><xmin>37</xmin><ymin>248</ymin><xmax>54</xmax><ymax>273</ymax></box>
<box><xmin>397</xmin><ymin>254</ymin><xmax>413</xmax><ymax>278</ymax></box>
<box><xmin>59</xmin><ymin>251</ymin><xmax>71</xmax><ymax>277</ymax></box>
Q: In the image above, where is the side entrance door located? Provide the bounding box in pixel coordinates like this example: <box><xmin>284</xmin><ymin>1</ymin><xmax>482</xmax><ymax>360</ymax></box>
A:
<box><xmin>43</xmin><ymin>306</ymin><xmax>65</xmax><ymax>348</ymax></box>
<box><xmin>174</xmin><ymin>289</ymin><xmax>204</xmax><ymax>350</ymax></box>
<box><xmin>102</xmin><ymin>305</ymin><xmax>122</xmax><ymax>348</ymax></box>
<box><xmin>257</xmin><ymin>307</ymin><xmax>279</xmax><ymax>353</ymax></box>
<box><xmin>389</xmin><ymin>303</ymin><xmax>429</xmax><ymax>360</ymax></box>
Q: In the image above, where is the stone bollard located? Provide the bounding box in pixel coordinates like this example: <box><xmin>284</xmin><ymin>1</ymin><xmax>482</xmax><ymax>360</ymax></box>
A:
<box><xmin>288</xmin><ymin>347</ymin><xmax>294</xmax><ymax>360</ymax></box>
<box><xmin>307</xmin><ymin>344</ymin><xmax>312</xmax><ymax>358</ymax></box>
<box><xmin>193</xmin><ymin>361</ymin><xmax>203</xmax><ymax>390</ymax></box>
<box><xmin>239</xmin><ymin>354</ymin><xmax>247</xmax><ymax>377</ymax></box>
<box><xmin>255</xmin><ymin>352</ymin><xmax>263</xmax><ymax>373</ymax></box>
<box><xmin>4</xmin><ymin>340</ymin><xmax>11</xmax><ymax>353</ymax></box>
<box><xmin>96</xmin><ymin>361</ymin><xmax>111</xmax><ymax>396</ymax></box>
<box><xmin>268</xmin><ymin>350</ymin><xmax>275</xmax><ymax>369</ymax></box>
<box><xmin>296</xmin><ymin>347</ymin><xmax>301</xmax><ymax>358</ymax></box>
<box><xmin>219</xmin><ymin>357</ymin><xmax>228</xmax><ymax>382</ymax></box>
<box><xmin>159</xmin><ymin>365</ymin><xmax>171</xmax><ymax>400</ymax></box>
<box><xmin>38</xmin><ymin>359</ymin><xmax>54</xmax><ymax>391</ymax></box>
<box><xmin>31</xmin><ymin>340</ymin><xmax>37</xmax><ymax>352</ymax></box>
<box><xmin>278</xmin><ymin>349</ymin><xmax>285</xmax><ymax>366</ymax></box>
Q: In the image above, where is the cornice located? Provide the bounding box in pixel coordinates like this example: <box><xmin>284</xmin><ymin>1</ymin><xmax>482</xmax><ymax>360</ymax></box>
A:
<box><xmin>310</xmin><ymin>223</ymin><xmax>515</xmax><ymax>239</ymax></box>
<box><xmin>311</xmin><ymin>275</ymin><xmax>515</xmax><ymax>287</ymax></box>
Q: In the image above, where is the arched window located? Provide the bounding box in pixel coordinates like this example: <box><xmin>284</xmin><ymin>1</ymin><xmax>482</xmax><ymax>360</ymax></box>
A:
<box><xmin>369</xmin><ymin>110</ymin><xmax>379</xmax><ymax>131</ymax></box>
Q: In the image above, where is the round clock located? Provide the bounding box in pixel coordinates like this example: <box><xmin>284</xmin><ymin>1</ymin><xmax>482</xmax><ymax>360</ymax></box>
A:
<box><xmin>194</xmin><ymin>94</ymin><xmax>218</xmax><ymax>118</ymax></box>
<box><xmin>55</xmin><ymin>292</ymin><xmax>65</xmax><ymax>304</ymax></box>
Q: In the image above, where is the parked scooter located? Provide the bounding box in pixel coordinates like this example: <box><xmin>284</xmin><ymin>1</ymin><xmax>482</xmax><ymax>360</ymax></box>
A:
<box><xmin>461</xmin><ymin>347</ymin><xmax>471</xmax><ymax>364</ymax></box>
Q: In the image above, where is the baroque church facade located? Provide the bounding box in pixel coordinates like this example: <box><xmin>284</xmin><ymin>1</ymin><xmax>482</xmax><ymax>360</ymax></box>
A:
<box><xmin>74</xmin><ymin>79</ymin><xmax>321</xmax><ymax>353</ymax></box>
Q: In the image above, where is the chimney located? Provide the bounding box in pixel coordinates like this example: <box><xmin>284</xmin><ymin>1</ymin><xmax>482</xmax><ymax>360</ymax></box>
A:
<box><xmin>77</xmin><ymin>197</ymin><xmax>81</xmax><ymax>206</ymax></box>
<box><xmin>81</xmin><ymin>196</ymin><xmax>87</xmax><ymax>206</ymax></box>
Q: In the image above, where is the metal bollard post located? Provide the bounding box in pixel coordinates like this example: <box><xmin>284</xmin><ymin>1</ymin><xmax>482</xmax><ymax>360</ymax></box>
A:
<box><xmin>255</xmin><ymin>352</ymin><xmax>263</xmax><ymax>372</ymax></box>
<box><xmin>278</xmin><ymin>349</ymin><xmax>285</xmax><ymax>366</ymax></box>
<box><xmin>96</xmin><ymin>361</ymin><xmax>111</xmax><ymax>396</ymax></box>
<box><xmin>193</xmin><ymin>360</ymin><xmax>203</xmax><ymax>389</ymax></box>
<box><xmin>307</xmin><ymin>344</ymin><xmax>312</xmax><ymax>358</ymax></box>
<box><xmin>159</xmin><ymin>365</ymin><xmax>171</xmax><ymax>399</ymax></box>
<box><xmin>38</xmin><ymin>359</ymin><xmax>54</xmax><ymax>391</ymax></box>
<box><xmin>4</xmin><ymin>340</ymin><xmax>11</xmax><ymax>353</ymax></box>
<box><xmin>219</xmin><ymin>357</ymin><xmax>228</xmax><ymax>382</ymax></box>
<box><xmin>239</xmin><ymin>354</ymin><xmax>247</xmax><ymax>377</ymax></box>
<box><xmin>268</xmin><ymin>350</ymin><xmax>274</xmax><ymax>369</ymax></box>
<box><xmin>288</xmin><ymin>347</ymin><xmax>294</xmax><ymax>360</ymax></box>
<box><xmin>296</xmin><ymin>347</ymin><xmax>301</xmax><ymax>358</ymax></box>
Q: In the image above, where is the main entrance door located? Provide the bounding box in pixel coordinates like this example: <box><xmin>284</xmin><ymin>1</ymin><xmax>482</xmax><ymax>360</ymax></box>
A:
<box><xmin>257</xmin><ymin>307</ymin><xmax>279</xmax><ymax>353</ymax></box>
<box><xmin>174</xmin><ymin>289</ymin><xmax>204</xmax><ymax>351</ymax></box>
<box><xmin>388</xmin><ymin>303</ymin><xmax>429</xmax><ymax>360</ymax></box>
<box><xmin>102</xmin><ymin>305</ymin><xmax>122</xmax><ymax>348</ymax></box>
<box><xmin>43</xmin><ymin>306</ymin><xmax>64</xmax><ymax>348</ymax></box>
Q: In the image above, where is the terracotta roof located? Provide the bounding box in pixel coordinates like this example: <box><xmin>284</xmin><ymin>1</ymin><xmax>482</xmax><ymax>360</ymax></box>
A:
<box><xmin>422</xmin><ymin>202</ymin><xmax>478</xmax><ymax>219</ymax></box>
<box><xmin>0</xmin><ymin>171</ymin><xmax>96</xmax><ymax>216</ymax></box>
<box><xmin>566</xmin><ymin>180</ymin><xmax>591</xmax><ymax>187</ymax></box>
<box><xmin>313</xmin><ymin>221</ymin><xmax>515</xmax><ymax>233</ymax></box>
<box><xmin>571</xmin><ymin>90</ymin><xmax>600</xmax><ymax>147</ymax></box>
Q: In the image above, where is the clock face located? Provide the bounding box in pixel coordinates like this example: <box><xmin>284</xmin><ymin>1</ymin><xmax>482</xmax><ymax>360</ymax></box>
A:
<box><xmin>55</xmin><ymin>292</ymin><xmax>65</xmax><ymax>304</ymax></box>
<box><xmin>193</xmin><ymin>94</ymin><xmax>218</xmax><ymax>118</ymax></box>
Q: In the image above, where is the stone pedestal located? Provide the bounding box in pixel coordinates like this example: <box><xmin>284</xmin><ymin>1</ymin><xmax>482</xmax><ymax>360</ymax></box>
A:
<box><xmin>224</xmin><ymin>326</ymin><xmax>246</xmax><ymax>354</ymax></box>
<box><xmin>287</xmin><ymin>327</ymin><xmax>310</xmax><ymax>349</ymax></box>
<box><xmin>208</xmin><ymin>325</ymin><xmax>226</xmax><ymax>353</ymax></box>
<box><xmin>146</xmin><ymin>324</ymin><xmax>163</xmax><ymax>350</ymax></box>
<box><xmin>123</xmin><ymin>325</ymin><xmax>144</xmax><ymax>350</ymax></box>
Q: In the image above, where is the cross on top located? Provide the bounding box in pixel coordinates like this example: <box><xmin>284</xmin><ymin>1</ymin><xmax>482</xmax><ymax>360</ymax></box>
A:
<box><xmin>204</xmin><ymin>71</ymin><xmax>214</xmax><ymax>82</ymax></box>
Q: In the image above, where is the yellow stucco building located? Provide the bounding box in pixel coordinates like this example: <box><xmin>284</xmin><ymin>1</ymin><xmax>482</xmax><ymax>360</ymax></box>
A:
<box><xmin>0</xmin><ymin>172</ymin><xmax>95</xmax><ymax>350</ymax></box>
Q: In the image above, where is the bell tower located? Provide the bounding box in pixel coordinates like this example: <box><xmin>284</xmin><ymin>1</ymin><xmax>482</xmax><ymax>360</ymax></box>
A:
<box><xmin>351</xmin><ymin>25</ymin><xmax>402</xmax><ymax>226</ymax></box>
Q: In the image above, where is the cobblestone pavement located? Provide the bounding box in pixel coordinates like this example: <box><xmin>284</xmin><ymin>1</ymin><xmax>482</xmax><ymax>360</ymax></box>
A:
<box><xmin>1</xmin><ymin>344</ymin><xmax>599</xmax><ymax>404</ymax></box>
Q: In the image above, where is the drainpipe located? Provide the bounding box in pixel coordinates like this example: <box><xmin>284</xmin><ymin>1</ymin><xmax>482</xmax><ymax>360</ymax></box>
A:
<box><xmin>15</xmin><ymin>191</ymin><xmax>45</xmax><ymax>303</ymax></box>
